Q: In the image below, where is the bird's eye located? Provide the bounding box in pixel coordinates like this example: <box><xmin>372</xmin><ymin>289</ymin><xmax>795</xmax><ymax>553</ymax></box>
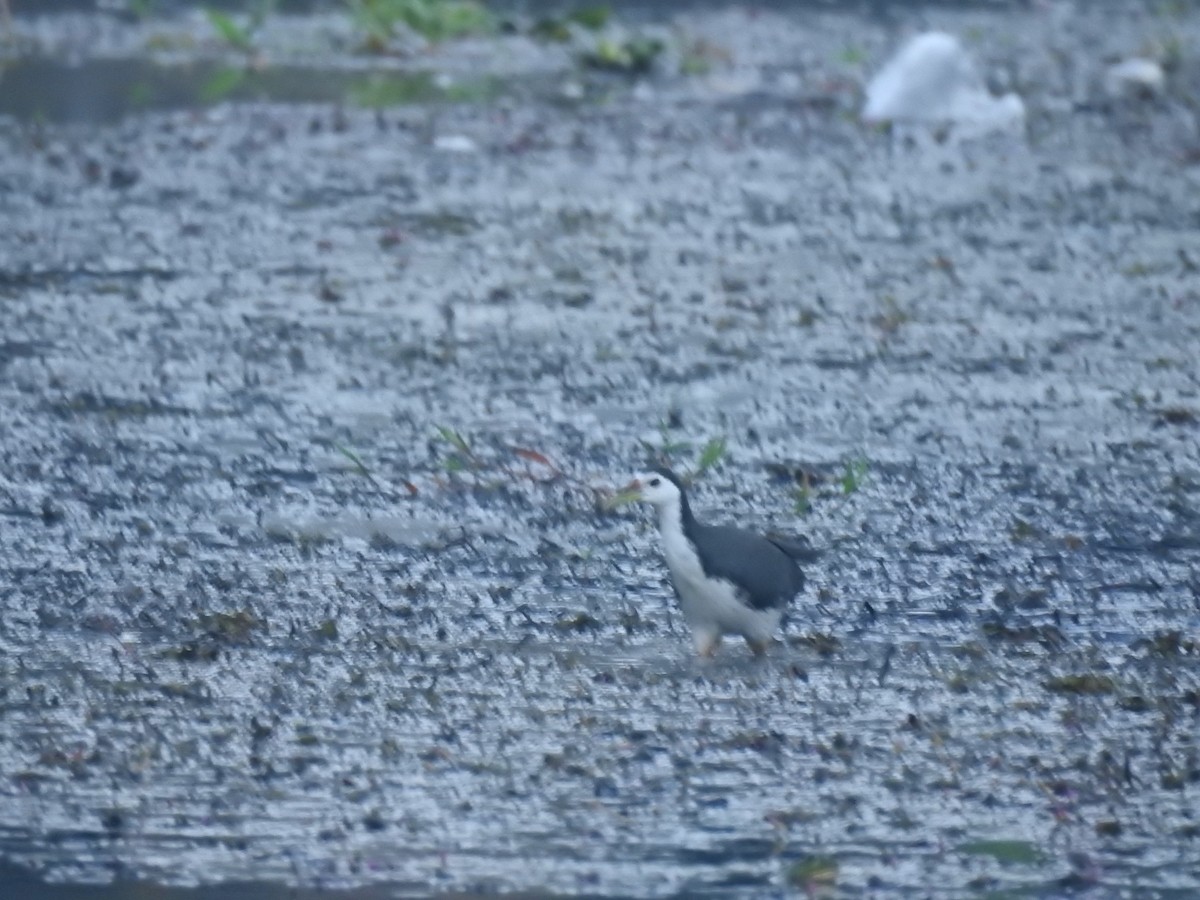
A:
<box><xmin>649</xmin><ymin>478</ymin><xmax>661</xmax><ymax>487</ymax></box>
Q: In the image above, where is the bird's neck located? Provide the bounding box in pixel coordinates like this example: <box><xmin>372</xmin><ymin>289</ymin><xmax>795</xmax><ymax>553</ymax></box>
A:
<box><xmin>656</xmin><ymin>496</ymin><xmax>696</xmax><ymax>542</ymax></box>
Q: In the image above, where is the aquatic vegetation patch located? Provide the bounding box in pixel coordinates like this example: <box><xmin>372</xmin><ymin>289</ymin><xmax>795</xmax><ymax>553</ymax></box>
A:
<box><xmin>349</xmin><ymin>0</ymin><xmax>492</xmax><ymax>46</ymax></box>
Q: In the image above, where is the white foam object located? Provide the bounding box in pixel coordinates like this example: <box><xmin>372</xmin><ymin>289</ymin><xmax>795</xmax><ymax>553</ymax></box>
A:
<box><xmin>1104</xmin><ymin>58</ymin><xmax>1164</xmax><ymax>97</ymax></box>
<box><xmin>863</xmin><ymin>31</ymin><xmax>1025</xmax><ymax>130</ymax></box>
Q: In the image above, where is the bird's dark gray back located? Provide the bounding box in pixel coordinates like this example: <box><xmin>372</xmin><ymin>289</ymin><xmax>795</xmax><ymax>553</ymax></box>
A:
<box><xmin>690</xmin><ymin>523</ymin><xmax>804</xmax><ymax>610</ymax></box>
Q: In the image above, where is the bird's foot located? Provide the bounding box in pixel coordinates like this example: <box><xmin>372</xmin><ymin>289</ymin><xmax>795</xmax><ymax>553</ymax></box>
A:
<box><xmin>696</xmin><ymin>634</ymin><xmax>722</xmax><ymax>658</ymax></box>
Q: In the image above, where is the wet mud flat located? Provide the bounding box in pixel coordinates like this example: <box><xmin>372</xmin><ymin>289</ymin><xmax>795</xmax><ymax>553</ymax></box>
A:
<box><xmin>2</xmin><ymin>1</ymin><xmax>1200</xmax><ymax>897</ymax></box>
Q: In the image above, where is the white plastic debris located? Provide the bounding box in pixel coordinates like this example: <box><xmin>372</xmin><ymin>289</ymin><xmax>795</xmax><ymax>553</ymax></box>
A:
<box><xmin>1104</xmin><ymin>57</ymin><xmax>1165</xmax><ymax>98</ymax></box>
<box><xmin>863</xmin><ymin>31</ymin><xmax>1024</xmax><ymax>132</ymax></box>
<box><xmin>433</xmin><ymin>134</ymin><xmax>478</xmax><ymax>153</ymax></box>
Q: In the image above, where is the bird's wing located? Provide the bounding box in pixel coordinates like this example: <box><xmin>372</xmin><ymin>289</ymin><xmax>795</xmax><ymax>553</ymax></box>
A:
<box><xmin>691</xmin><ymin>524</ymin><xmax>805</xmax><ymax>610</ymax></box>
<box><xmin>764</xmin><ymin>532</ymin><xmax>820</xmax><ymax>563</ymax></box>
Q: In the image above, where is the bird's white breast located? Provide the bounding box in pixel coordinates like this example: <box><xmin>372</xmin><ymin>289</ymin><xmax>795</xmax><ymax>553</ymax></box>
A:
<box><xmin>656</xmin><ymin>504</ymin><xmax>773</xmax><ymax>639</ymax></box>
<box><xmin>646</xmin><ymin>491</ymin><xmax>785</xmax><ymax>649</ymax></box>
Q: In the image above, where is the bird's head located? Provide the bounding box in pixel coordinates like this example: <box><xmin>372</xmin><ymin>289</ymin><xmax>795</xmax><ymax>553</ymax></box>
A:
<box><xmin>622</xmin><ymin>467</ymin><xmax>686</xmax><ymax>509</ymax></box>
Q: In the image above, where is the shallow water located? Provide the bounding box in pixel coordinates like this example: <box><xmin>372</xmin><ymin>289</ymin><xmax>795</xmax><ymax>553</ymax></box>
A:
<box><xmin>2</xmin><ymin>1</ymin><xmax>1200</xmax><ymax>897</ymax></box>
<box><xmin>0</xmin><ymin>57</ymin><xmax>515</xmax><ymax>125</ymax></box>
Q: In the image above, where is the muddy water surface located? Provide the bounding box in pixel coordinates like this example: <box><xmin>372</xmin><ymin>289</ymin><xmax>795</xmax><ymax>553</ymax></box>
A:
<box><xmin>2</xmin><ymin>2</ymin><xmax>1200</xmax><ymax>897</ymax></box>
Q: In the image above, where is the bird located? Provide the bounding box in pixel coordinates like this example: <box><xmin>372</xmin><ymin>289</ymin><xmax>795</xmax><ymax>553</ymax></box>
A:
<box><xmin>623</xmin><ymin>467</ymin><xmax>805</xmax><ymax>657</ymax></box>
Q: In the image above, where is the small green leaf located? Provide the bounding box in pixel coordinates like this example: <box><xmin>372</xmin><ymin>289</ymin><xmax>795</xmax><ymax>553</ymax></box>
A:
<box><xmin>625</xmin><ymin>37</ymin><xmax>664</xmax><ymax>70</ymax></box>
<box><xmin>569</xmin><ymin>5</ymin><xmax>611</xmax><ymax>30</ymax></box>
<box><xmin>838</xmin><ymin>44</ymin><xmax>865</xmax><ymax>65</ymax></box>
<box><xmin>1010</xmin><ymin>517</ymin><xmax>1041</xmax><ymax>541</ymax></box>
<box><xmin>601</xmin><ymin>488</ymin><xmax>641</xmax><ymax>511</ymax></box>
<box><xmin>586</xmin><ymin>36</ymin><xmax>663</xmax><ymax>73</ymax></box>
<box><xmin>333</xmin><ymin>442</ymin><xmax>390</xmax><ymax>492</ymax></box>
<box><xmin>592</xmin><ymin>38</ymin><xmax>625</xmax><ymax>66</ymax></box>
<box><xmin>680</xmin><ymin>50</ymin><xmax>711</xmax><ymax>76</ymax></box>
<box><xmin>435</xmin><ymin>425</ymin><xmax>472</xmax><ymax>457</ymax></box>
<box><xmin>313</xmin><ymin>619</ymin><xmax>339</xmax><ymax>640</ymax></box>
<box><xmin>694</xmin><ymin>436</ymin><xmax>727</xmax><ymax>474</ymax></box>
<box><xmin>351</xmin><ymin>0</ymin><xmax>491</xmax><ymax>43</ymax></box>
<box><xmin>205</xmin><ymin>8</ymin><xmax>253</xmax><ymax>51</ymax></box>
<box><xmin>786</xmin><ymin>855</ymin><xmax>838</xmax><ymax>887</ymax></box>
<box><xmin>128</xmin><ymin>0</ymin><xmax>157</xmax><ymax>20</ymax></box>
<box><xmin>957</xmin><ymin>839</ymin><xmax>1044</xmax><ymax>865</ymax></box>
<box><xmin>336</xmin><ymin>443</ymin><xmax>372</xmax><ymax>477</ymax></box>
<box><xmin>530</xmin><ymin>17</ymin><xmax>572</xmax><ymax>42</ymax></box>
<box><xmin>199</xmin><ymin>66</ymin><xmax>246</xmax><ymax>103</ymax></box>
<box><xmin>840</xmin><ymin>457</ymin><xmax>869</xmax><ymax>494</ymax></box>
<box><xmin>792</xmin><ymin>484</ymin><xmax>811</xmax><ymax>516</ymax></box>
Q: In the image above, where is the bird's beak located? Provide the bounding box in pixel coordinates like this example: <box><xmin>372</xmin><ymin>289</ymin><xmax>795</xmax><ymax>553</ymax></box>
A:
<box><xmin>622</xmin><ymin>478</ymin><xmax>643</xmax><ymax>496</ymax></box>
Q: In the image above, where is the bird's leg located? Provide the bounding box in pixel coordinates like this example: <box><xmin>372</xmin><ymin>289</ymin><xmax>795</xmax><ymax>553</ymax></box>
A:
<box><xmin>694</xmin><ymin>632</ymin><xmax>722</xmax><ymax>658</ymax></box>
